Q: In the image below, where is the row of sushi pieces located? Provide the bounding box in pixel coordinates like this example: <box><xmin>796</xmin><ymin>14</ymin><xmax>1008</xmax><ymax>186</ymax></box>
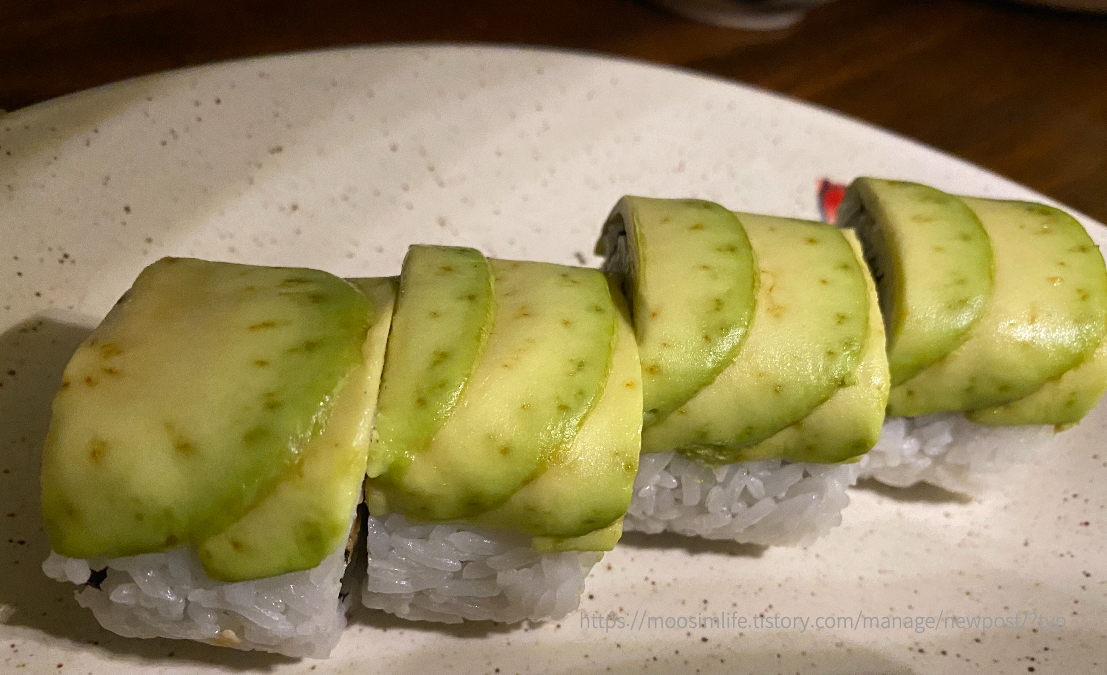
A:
<box><xmin>40</xmin><ymin>178</ymin><xmax>1107</xmax><ymax>657</ymax></box>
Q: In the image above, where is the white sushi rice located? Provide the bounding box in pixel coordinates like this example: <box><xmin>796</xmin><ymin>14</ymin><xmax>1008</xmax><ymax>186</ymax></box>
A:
<box><xmin>857</xmin><ymin>413</ymin><xmax>1059</xmax><ymax>494</ymax></box>
<box><xmin>361</xmin><ymin>513</ymin><xmax>601</xmax><ymax>624</ymax></box>
<box><xmin>624</xmin><ymin>452</ymin><xmax>858</xmax><ymax>547</ymax></box>
<box><xmin>42</xmin><ymin>544</ymin><xmax>353</xmax><ymax>658</ymax></box>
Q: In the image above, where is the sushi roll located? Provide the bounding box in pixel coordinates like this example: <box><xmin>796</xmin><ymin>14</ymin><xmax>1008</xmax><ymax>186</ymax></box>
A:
<box><xmin>359</xmin><ymin>245</ymin><xmax>642</xmax><ymax>623</ymax></box>
<box><xmin>40</xmin><ymin>258</ymin><xmax>395</xmax><ymax>658</ymax></box>
<box><xmin>596</xmin><ymin>197</ymin><xmax>889</xmax><ymax>546</ymax></box>
<box><xmin>838</xmin><ymin>178</ymin><xmax>1107</xmax><ymax>492</ymax></box>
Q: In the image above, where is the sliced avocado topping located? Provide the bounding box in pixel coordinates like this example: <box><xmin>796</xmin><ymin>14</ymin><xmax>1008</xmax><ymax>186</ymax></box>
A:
<box><xmin>197</xmin><ymin>277</ymin><xmax>396</xmax><ymax>581</ymax></box>
<box><xmin>967</xmin><ymin>330</ymin><xmax>1107</xmax><ymax>427</ymax></box>
<box><xmin>736</xmin><ymin>230</ymin><xmax>890</xmax><ymax>463</ymax></box>
<box><xmin>472</xmin><ymin>277</ymin><xmax>641</xmax><ymax>541</ymax></box>
<box><xmin>838</xmin><ymin>178</ymin><xmax>994</xmax><ymax>384</ymax></box>
<box><xmin>41</xmin><ymin>258</ymin><xmax>371</xmax><ymax>571</ymax></box>
<box><xmin>598</xmin><ymin>196</ymin><xmax>757</xmax><ymax>425</ymax></box>
<box><xmin>367</xmin><ymin>257</ymin><xmax>617</xmax><ymax>522</ymax></box>
<box><xmin>532</xmin><ymin>519</ymin><xmax>624</xmax><ymax>553</ymax></box>
<box><xmin>642</xmin><ymin>214</ymin><xmax>869</xmax><ymax>462</ymax></box>
<box><xmin>369</xmin><ymin>246</ymin><xmax>494</xmax><ymax>476</ymax></box>
<box><xmin>889</xmin><ymin>198</ymin><xmax>1107</xmax><ymax>416</ymax></box>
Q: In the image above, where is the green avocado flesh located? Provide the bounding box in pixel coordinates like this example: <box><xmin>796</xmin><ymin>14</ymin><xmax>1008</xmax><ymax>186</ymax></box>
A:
<box><xmin>966</xmin><ymin>330</ymin><xmax>1107</xmax><ymax>427</ymax></box>
<box><xmin>737</xmin><ymin>230</ymin><xmax>890</xmax><ymax>463</ymax></box>
<box><xmin>472</xmin><ymin>278</ymin><xmax>641</xmax><ymax>544</ymax></box>
<box><xmin>41</xmin><ymin>258</ymin><xmax>380</xmax><ymax>581</ymax></box>
<box><xmin>366</xmin><ymin>255</ymin><xmax>618</xmax><ymax>524</ymax></box>
<box><xmin>200</xmin><ymin>277</ymin><xmax>395</xmax><ymax>580</ymax></box>
<box><xmin>641</xmin><ymin>214</ymin><xmax>870</xmax><ymax>462</ymax></box>
<box><xmin>839</xmin><ymin>178</ymin><xmax>994</xmax><ymax>385</ymax></box>
<box><xmin>889</xmin><ymin>198</ymin><xmax>1107</xmax><ymax>417</ymax></box>
<box><xmin>368</xmin><ymin>246</ymin><xmax>494</xmax><ymax>477</ymax></box>
<box><xmin>597</xmin><ymin>196</ymin><xmax>757</xmax><ymax>426</ymax></box>
<box><xmin>532</xmin><ymin>520</ymin><xmax>624</xmax><ymax>553</ymax></box>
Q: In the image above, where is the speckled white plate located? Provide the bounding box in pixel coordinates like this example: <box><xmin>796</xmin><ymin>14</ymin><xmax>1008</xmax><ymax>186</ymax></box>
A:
<box><xmin>2</xmin><ymin>45</ymin><xmax>1105</xmax><ymax>675</ymax></box>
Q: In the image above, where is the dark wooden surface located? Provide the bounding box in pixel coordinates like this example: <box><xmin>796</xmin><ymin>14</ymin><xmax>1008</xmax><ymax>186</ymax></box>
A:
<box><xmin>2</xmin><ymin>0</ymin><xmax>1105</xmax><ymax>221</ymax></box>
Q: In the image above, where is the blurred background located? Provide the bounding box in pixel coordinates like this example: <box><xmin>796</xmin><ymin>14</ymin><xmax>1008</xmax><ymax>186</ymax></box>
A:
<box><xmin>1</xmin><ymin>0</ymin><xmax>1105</xmax><ymax>222</ymax></box>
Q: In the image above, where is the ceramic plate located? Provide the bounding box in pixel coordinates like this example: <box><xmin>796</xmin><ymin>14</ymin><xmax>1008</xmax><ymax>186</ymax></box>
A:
<box><xmin>2</xmin><ymin>45</ymin><xmax>1104</xmax><ymax>675</ymax></box>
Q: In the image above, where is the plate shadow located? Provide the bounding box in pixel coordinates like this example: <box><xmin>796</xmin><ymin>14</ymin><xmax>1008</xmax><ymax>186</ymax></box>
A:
<box><xmin>616</xmin><ymin>530</ymin><xmax>767</xmax><ymax>557</ymax></box>
<box><xmin>853</xmin><ymin>478</ymin><xmax>974</xmax><ymax>505</ymax></box>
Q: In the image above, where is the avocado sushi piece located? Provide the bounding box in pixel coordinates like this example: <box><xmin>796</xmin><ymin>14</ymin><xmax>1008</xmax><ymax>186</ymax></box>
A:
<box><xmin>360</xmin><ymin>246</ymin><xmax>641</xmax><ymax>624</ymax></box>
<box><xmin>599</xmin><ymin>197</ymin><xmax>886</xmax><ymax>546</ymax></box>
<box><xmin>41</xmin><ymin>258</ymin><xmax>396</xmax><ymax>656</ymax></box>
<box><xmin>848</xmin><ymin>182</ymin><xmax>1107</xmax><ymax>493</ymax></box>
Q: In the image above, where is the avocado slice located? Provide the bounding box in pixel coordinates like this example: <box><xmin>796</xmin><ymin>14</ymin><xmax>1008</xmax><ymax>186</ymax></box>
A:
<box><xmin>41</xmin><ymin>258</ymin><xmax>371</xmax><ymax>574</ymax></box>
<box><xmin>838</xmin><ymin>178</ymin><xmax>994</xmax><ymax>385</ymax></box>
<box><xmin>368</xmin><ymin>246</ymin><xmax>494</xmax><ymax>477</ymax></box>
<box><xmin>597</xmin><ymin>196</ymin><xmax>757</xmax><ymax>425</ymax></box>
<box><xmin>199</xmin><ymin>277</ymin><xmax>396</xmax><ymax>581</ymax></box>
<box><xmin>889</xmin><ymin>198</ymin><xmax>1107</xmax><ymax>416</ymax></box>
<box><xmin>471</xmin><ymin>277</ymin><xmax>641</xmax><ymax>542</ymax></box>
<box><xmin>966</xmin><ymin>330</ymin><xmax>1107</xmax><ymax>427</ymax></box>
<box><xmin>367</xmin><ymin>257</ymin><xmax>617</xmax><ymax>522</ymax></box>
<box><xmin>642</xmin><ymin>214</ymin><xmax>870</xmax><ymax>462</ymax></box>
<box><xmin>736</xmin><ymin>229</ymin><xmax>890</xmax><ymax>463</ymax></box>
<box><xmin>532</xmin><ymin>519</ymin><xmax>624</xmax><ymax>553</ymax></box>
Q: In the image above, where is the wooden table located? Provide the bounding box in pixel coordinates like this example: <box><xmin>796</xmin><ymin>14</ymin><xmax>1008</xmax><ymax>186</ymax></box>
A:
<box><xmin>3</xmin><ymin>0</ymin><xmax>1105</xmax><ymax>221</ymax></box>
